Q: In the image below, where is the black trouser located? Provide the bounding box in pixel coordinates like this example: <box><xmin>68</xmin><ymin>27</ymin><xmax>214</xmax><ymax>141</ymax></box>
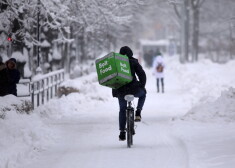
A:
<box><xmin>118</xmin><ymin>88</ymin><xmax>146</xmax><ymax>131</ymax></box>
<box><xmin>156</xmin><ymin>78</ymin><xmax>164</xmax><ymax>93</ymax></box>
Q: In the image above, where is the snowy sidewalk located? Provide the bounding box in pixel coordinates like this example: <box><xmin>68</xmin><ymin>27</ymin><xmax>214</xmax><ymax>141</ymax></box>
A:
<box><xmin>18</xmin><ymin>65</ymin><xmax>195</xmax><ymax>168</ymax></box>
<box><xmin>9</xmin><ymin>57</ymin><xmax>235</xmax><ymax>168</ymax></box>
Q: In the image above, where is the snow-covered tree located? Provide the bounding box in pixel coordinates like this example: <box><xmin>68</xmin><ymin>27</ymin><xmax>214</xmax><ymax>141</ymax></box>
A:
<box><xmin>200</xmin><ymin>0</ymin><xmax>235</xmax><ymax>62</ymax></box>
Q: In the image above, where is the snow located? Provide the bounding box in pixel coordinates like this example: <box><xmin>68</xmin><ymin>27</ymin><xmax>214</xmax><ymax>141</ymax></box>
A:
<box><xmin>0</xmin><ymin>95</ymin><xmax>56</xmax><ymax>168</ymax></box>
<box><xmin>23</xmin><ymin>48</ymin><xmax>32</xmax><ymax>78</ymax></box>
<box><xmin>23</xmin><ymin>64</ymin><xmax>32</xmax><ymax>78</ymax></box>
<box><xmin>32</xmin><ymin>69</ymin><xmax>64</xmax><ymax>82</ymax></box>
<box><xmin>41</xmin><ymin>40</ymin><xmax>51</xmax><ymax>48</ymax></box>
<box><xmin>1</xmin><ymin>55</ymin><xmax>235</xmax><ymax>168</ymax></box>
<box><xmin>140</xmin><ymin>39</ymin><xmax>170</xmax><ymax>46</ymax></box>
<box><xmin>0</xmin><ymin>53</ymin><xmax>9</xmax><ymax>62</ymax></box>
<box><xmin>11</xmin><ymin>51</ymin><xmax>27</xmax><ymax>63</ymax></box>
<box><xmin>182</xmin><ymin>87</ymin><xmax>235</xmax><ymax>122</ymax></box>
<box><xmin>52</xmin><ymin>47</ymin><xmax>62</xmax><ymax>60</ymax></box>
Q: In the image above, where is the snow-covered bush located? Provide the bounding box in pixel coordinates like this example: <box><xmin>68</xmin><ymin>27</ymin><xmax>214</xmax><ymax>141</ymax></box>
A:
<box><xmin>57</xmin><ymin>86</ymin><xmax>80</xmax><ymax>97</ymax></box>
<box><xmin>0</xmin><ymin>95</ymin><xmax>32</xmax><ymax>119</ymax></box>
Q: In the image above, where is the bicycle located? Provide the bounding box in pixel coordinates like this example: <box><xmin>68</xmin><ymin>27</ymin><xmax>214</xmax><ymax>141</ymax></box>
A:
<box><xmin>124</xmin><ymin>94</ymin><xmax>135</xmax><ymax>148</ymax></box>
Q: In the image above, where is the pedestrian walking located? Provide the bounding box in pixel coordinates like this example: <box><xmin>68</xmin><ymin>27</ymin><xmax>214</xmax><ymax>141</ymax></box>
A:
<box><xmin>152</xmin><ymin>51</ymin><xmax>165</xmax><ymax>93</ymax></box>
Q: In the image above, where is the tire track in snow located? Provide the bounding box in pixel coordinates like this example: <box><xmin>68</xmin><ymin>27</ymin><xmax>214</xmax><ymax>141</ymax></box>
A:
<box><xmin>139</xmin><ymin>120</ymin><xmax>190</xmax><ymax>168</ymax></box>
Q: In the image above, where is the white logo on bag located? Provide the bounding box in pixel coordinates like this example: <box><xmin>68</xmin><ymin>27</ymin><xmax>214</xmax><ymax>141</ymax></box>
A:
<box><xmin>99</xmin><ymin>61</ymin><xmax>112</xmax><ymax>75</ymax></box>
<box><xmin>99</xmin><ymin>60</ymin><xmax>129</xmax><ymax>75</ymax></box>
<box><xmin>120</xmin><ymin>62</ymin><xmax>129</xmax><ymax>73</ymax></box>
<box><xmin>100</xmin><ymin>65</ymin><xmax>112</xmax><ymax>75</ymax></box>
<box><xmin>99</xmin><ymin>61</ymin><xmax>108</xmax><ymax>69</ymax></box>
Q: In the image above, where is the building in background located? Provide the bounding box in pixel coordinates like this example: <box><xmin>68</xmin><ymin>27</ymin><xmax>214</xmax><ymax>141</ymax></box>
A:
<box><xmin>138</xmin><ymin>38</ymin><xmax>179</xmax><ymax>67</ymax></box>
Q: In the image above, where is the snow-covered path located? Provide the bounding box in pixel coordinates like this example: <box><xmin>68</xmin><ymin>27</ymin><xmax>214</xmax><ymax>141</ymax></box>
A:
<box><xmin>20</xmin><ymin>65</ymin><xmax>193</xmax><ymax>168</ymax></box>
<box><xmin>22</xmin><ymin>117</ymin><xmax>189</xmax><ymax>168</ymax></box>
<box><xmin>8</xmin><ymin>57</ymin><xmax>235</xmax><ymax>168</ymax></box>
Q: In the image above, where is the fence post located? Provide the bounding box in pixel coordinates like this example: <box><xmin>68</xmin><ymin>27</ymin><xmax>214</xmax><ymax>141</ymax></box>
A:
<box><xmin>55</xmin><ymin>75</ymin><xmax>58</xmax><ymax>97</ymax></box>
<box><xmin>37</xmin><ymin>81</ymin><xmax>40</xmax><ymax>107</ymax></box>
<box><xmin>31</xmin><ymin>83</ymin><xmax>34</xmax><ymax>109</ymax></box>
<box><xmin>42</xmin><ymin>79</ymin><xmax>44</xmax><ymax>105</ymax></box>
<box><xmin>50</xmin><ymin>76</ymin><xmax>53</xmax><ymax>99</ymax></box>
<box><xmin>47</xmin><ymin>77</ymin><xmax>49</xmax><ymax>102</ymax></box>
<box><xmin>61</xmin><ymin>72</ymin><xmax>64</xmax><ymax>83</ymax></box>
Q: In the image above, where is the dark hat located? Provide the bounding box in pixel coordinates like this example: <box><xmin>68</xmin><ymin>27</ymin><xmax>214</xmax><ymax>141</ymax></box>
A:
<box><xmin>119</xmin><ymin>46</ymin><xmax>133</xmax><ymax>58</ymax></box>
<box><xmin>9</xmin><ymin>58</ymin><xmax>17</xmax><ymax>64</ymax></box>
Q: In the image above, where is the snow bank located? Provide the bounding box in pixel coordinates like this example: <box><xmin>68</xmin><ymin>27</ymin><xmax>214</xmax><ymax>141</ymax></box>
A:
<box><xmin>0</xmin><ymin>70</ymin><xmax>111</xmax><ymax>168</ymax></box>
<box><xmin>182</xmin><ymin>87</ymin><xmax>235</xmax><ymax>122</ymax></box>
<box><xmin>0</xmin><ymin>95</ymin><xmax>56</xmax><ymax>168</ymax></box>
<box><xmin>63</xmin><ymin>72</ymin><xmax>111</xmax><ymax>98</ymax></box>
<box><xmin>0</xmin><ymin>95</ymin><xmax>31</xmax><ymax>117</ymax></box>
<box><xmin>166</xmin><ymin>56</ymin><xmax>235</xmax><ymax>123</ymax></box>
<box><xmin>37</xmin><ymin>72</ymin><xmax>112</xmax><ymax>119</ymax></box>
<box><xmin>170</xmin><ymin>58</ymin><xmax>235</xmax><ymax>105</ymax></box>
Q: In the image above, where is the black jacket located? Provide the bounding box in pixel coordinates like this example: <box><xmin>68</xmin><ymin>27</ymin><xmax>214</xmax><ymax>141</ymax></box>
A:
<box><xmin>112</xmin><ymin>57</ymin><xmax>146</xmax><ymax>97</ymax></box>
<box><xmin>7</xmin><ymin>68</ymin><xmax>20</xmax><ymax>96</ymax></box>
<box><xmin>0</xmin><ymin>63</ymin><xmax>8</xmax><ymax>96</ymax></box>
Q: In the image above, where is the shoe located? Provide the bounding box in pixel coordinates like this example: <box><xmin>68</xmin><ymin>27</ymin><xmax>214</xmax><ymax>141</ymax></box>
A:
<box><xmin>135</xmin><ymin>116</ymin><xmax>141</xmax><ymax>122</ymax></box>
<box><xmin>135</xmin><ymin>109</ymin><xmax>142</xmax><ymax>122</ymax></box>
<box><xmin>132</xmin><ymin>128</ymin><xmax>136</xmax><ymax>135</ymax></box>
<box><xmin>119</xmin><ymin>131</ymin><xmax>126</xmax><ymax>141</ymax></box>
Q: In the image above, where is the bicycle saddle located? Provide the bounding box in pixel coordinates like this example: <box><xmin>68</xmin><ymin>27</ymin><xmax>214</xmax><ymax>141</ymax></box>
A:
<box><xmin>124</xmin><ymin>95</ymin><xmax>134</xmax><ymax>102</ymax></box>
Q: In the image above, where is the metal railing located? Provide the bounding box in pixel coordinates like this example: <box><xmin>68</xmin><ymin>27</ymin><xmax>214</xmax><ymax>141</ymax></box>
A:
<box><xmin>31</xmin><ymin>69</ymin><xmax>65</xmax><ymax>109</ymax></box>
<box><xmin>17</xmin><ymin>69</ymin><xmax>65</xmax><ymax>109</ymax></box>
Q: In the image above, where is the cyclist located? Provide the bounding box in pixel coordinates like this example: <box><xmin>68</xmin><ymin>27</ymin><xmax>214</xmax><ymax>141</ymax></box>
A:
<box><xmin>112</xmin><ymin>46</ymin><xmax>147</xmax><ymax>141</ymax></box>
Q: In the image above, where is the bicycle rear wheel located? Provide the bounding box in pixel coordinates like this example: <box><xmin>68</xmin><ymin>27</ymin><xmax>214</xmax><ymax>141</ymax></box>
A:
<box><xmin>127</xmin><ymin>108</ymin><xmax>134</xmax><ymax>148</ymax></box>
<box><xmin>130</xmin><ymin>109</ymin><xmax>134</xmax><ymax>145</ymax></box>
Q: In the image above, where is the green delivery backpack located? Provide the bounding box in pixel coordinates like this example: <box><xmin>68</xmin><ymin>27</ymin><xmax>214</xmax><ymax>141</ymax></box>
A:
<box><xmin>95</xmin><ymin>52</ymin><xmax>133</xmax><ymax>89</ymax></box>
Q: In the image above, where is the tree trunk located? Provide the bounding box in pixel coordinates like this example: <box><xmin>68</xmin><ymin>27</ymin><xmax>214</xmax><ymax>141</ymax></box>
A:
<box><xmin>191</xmin><ymin>5</ymin><xmax>200</xmax><ymax>62</ymax></box>
<box><xmin>80</xmin><ymin>30</ymin><xmax>86</xmax><ymax>63</ymax></box>
<box><xmin>180</xmin><ymin>0</ymin><xmax>190</xmax><ymax>63</ymax></box>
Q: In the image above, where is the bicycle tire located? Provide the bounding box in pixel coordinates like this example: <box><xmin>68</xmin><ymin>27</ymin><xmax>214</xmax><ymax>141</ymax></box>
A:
<box><xmin>130</xmin><ymin>108</ymin><xmax>134</xmax><ymax>145</ymax></box>
<box><xmin>127</xmin><ymin>107</ymin><xmax>134</xmax><ymax>148</ymax></box>
<box><xmin>127</xmin><ymin>108</ymin><xmax>132</xmax><ymax>148</ymax></box>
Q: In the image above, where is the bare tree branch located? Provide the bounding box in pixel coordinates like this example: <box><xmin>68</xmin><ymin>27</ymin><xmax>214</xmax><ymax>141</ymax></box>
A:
<box><xmin>199</xmin><ymin>0</ymin><xmax>206</xmax><ymax>8</ymax></box>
